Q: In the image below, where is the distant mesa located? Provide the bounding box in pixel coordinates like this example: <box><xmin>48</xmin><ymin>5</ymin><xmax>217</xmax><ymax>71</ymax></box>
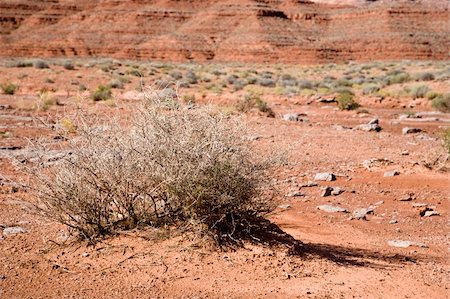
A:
<box><xmin>0</xmin><ymin>0</ymin><xmax>448</xmax><ymax>63</ymax></box>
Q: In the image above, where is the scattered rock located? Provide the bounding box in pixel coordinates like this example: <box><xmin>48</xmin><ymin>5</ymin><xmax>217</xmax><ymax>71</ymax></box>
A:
<box><xmin>246</xmin><ymin>135</ymin><xmax>263</xmax><ymax>141</ymax></box>
<box><xmin>401</xmin><ymin>150</ymin><xmax>409</xmax><ymax>156</ymax></box>
<box><xmin>331</xmin><ymin>187</ymin><xmax>344</xmax><ymax>196</ymax></box>
<box><xmin>355</xmin><ymin>123</ymin><xmax>381</xmax><ymax>132</ymax></box>
<box><xmin>321</xmin><ymin>187</ymin><xmax>333</xmax><ymax>197</ymax></box>
<box><xmin>423</xmin><ymin>210</ymin><xmax>440</xmax><ymax>217</ymax></box>
<box><xmin>402</xmin><ymin>127</ymin><xmax>422</xmax><ymax>135</ymax></box>
<box><xmin>412</xmin><ymin>203</ymin><xmax>428</xmax><ymax>208</ymax></box>
<box><xmin>317</xmin><ymin>205</ymin><xmax>347</xmax><ymax>213</ymax></box>
<box><xmin>399</xmin><ymin>194</ymin><xmax>414</xmax><ymax>201</ymax></box>
<box><xmin>352</xmin><ymin>208</ymin><xmax>370</xmax><ymax>220</ymax></box>
<box><xmin>355</xmin><ymin>119</ymin><xmax>382</xmax><ymax>132</ymax></box>
<box><xmin>389</xmin><ymin>219</ymin><xmax>398</xmax><ymax>224</ymax></box>
<box><xmin>321</xmin><ymin>186</ymin><xmax>343</xmax><ymax>197</ymax></box>
<box><xmin>316</xmin><ymin>97</ymin><xmax>336</xmax><ymax>103</ymax></box>
<box><xmin>314</xmin><ymin>173</ymin><xmax>336</xmax><ymax>181</ymax></box>
<box><xmin>3</xmin><ymin>226</ymin><xmax>26</xmax><ymax>236</ymax></box>
<box><xmin>362</xmin><ymin>158</ymin><xmax>393</xmax><ymax>170</ymax></box>
<box><xmin>282</xmin><ymin>113</ymin><xmax>300</xmax><ymax>122</ymax></box>
<box><xmin>387</xmin><ymin>240</ymin><xmax>427</xmax><ymax>248</ymax></box>
<box><xmin>300</xmin><ymin>181</ymin><xmax>318</xmax><ymax>187</ymax></box>
<box><xmin>384</xmin><ymin>170</ymin><xmax>400</xmax><ymax>177</ymax></box>
<box><xmin>278</xmin><ymin>204</ymin><xmax>291</xmax><ymax>210</ymax></box>
<box><xmin>368</xmin><ymin>118</ymin><xmax>379</xmax><ymax>125</ymax></box>
<box><xmin>286</xmin><ymin>191</ymin><xmax>305</xmax><ymax>197</ymax></box>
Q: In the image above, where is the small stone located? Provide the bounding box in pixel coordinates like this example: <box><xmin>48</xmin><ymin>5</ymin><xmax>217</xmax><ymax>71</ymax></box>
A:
<box><xmin>373</xmin><ymin>201</ymin><xmax>384</xmax><ymax>206</ymax></box>
<box><xmin>282</xmin><ymin>113</ymin><xmax>299</xmax><ymax>122</ymax></box>
<box><xmin>278</xmin><ymin>204</ymin><xmax>291</xmax><ymax>210</ymax></box>
<box><xmin>402</xmin><ymin>127</ymin><xmax>422</xmax><ymax>135</ymax></box>
<box><xmin>321</xmin><ymin>187</ymin><xmax>333</xmax><ymax>197</ymax></box>
<box><xmin>423</xmin><ymin>210</ymin><xmax>439</xmax><ymax>217</ymax></box>
<box><xmin>384</xmin><ymin>170</ymin><xmax>400</xmax><ymax>177</ymax></box>
<box><xmin>286</xmin><ymin>191</ymin><xmax>305</xmax><ymax>197</ymax></box>
<box><xmin>356</xmin><ymin>123</ymin><xmax>382</xmax><ymax>132</ymax></box>
<box><xmin>246</xmin><ymin>135</ymin><xmax>262</xmax><ymax>141</ymax></box>
<box><xmin>316</xmin><ymin>97</ymin><xmax>336</xmax><ymax>103</ymax></box>
<box><xmin>399</xmin><ymin>195</ymin><xmax>413</xmax><ymax>201</ymax></box>
<box><xmin>317</xmin><ymin>205</ymin><xmax>347</xmax><ymax>213</ymax></box>
<box><xmin>389</xmin><ymin>219</ymin><xmax>398</xmax><ymax>224</ymax></box>
<box><xmin>3</xmin><ymin>226</ymin><xmax>26</xmax><ymax>236</ymax></box>
<box><xmin>401</xmin><ymin>150</ymin><xmax>409</xmax><ymax>156</ymax></box>
<box><xmin>368</xmin><ymin>118</ymin><xmax>379</xmax><ymax>125</ymax></box>
<box><xmin>387</xmin><ymin>240</ymin><xmax>427</xmax><ymax>248</ymax></box>
<box><xmin>331</xmin><ymin>187</ymin><xmax>343</xmax><ymax>196</ymax></box>
<box><xmin>300</xmin><ymin>181</ymin><xmax>318</xmax><ymax>187</ymax></box>
<box><xmin>352</xmin><ymin>208</ymin><xmax>369</xmax><ymax>220</ymax></box>
<box><xmin>314</xmin><ymin>173</ymin><xmax>336</xmax><ymax>181</ymax></box>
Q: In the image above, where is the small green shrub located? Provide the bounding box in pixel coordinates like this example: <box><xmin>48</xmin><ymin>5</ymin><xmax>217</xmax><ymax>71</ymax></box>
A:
<box><xmin>413</xmin><ymin>72</ymin><xmax>435</xmax><ymax>82</ymax></box>
<box><xmin>384</xmin><ymin>71</ymin><xmax>410</xmax><ymax>85</ymax></box>
<box><xmin>109</xmin><ymin>79</ymin><xmax>124</xmax><ymax>89</ymax></box>
<box><xmin>63</xmin><ymin>61</ymin><xmax>75</xmax><ymax>70</ymax></box>
<box><xmin>337</xmin><ymin>93</ymin><xmax>360</xmax><ymax>110</ymax></box>
<box><xmin>425</xmin><ymin>91</ymin><xmax>441</xmax><ymax>100</ymax></box>
<box><xmin>33</xmin><ymin>59</ymin><xmax>50</xmax><ymax>69</ymax></box>
<box><xmin>362</xmin><ymin>84</ymin><xmax>380</xmax><ymax>95</ymax></box>
<box><xmin>0</xmin><ymin>83</ymin><xmax>18</xmax><ymax>95</ymax></box>
<box><xmin>408</xmin><ymin>84</ymin><xmax>430</xmax><ymax>99</ymax></box>
<box><xmin>432</xmin><ymin>94</ymin><xmax>450</xmax><ymax>112</ymax></box>
<box><xmin>91</xmin><ymin>85</ymin><xmax>112</xmax><ymax>101</ymax></box>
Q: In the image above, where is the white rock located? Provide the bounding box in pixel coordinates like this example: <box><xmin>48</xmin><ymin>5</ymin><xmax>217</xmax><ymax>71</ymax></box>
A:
<box><xmin>3</xmin><ymin>226</ymin><xmax>26</xmax><ymax>236</ymax></box>
<box><xmin>314</xmin><ymin>173</ymin><xmax>336</xmax><ymax>181</ymax></box>
<box><xmin>317</xmin><ymin>205</ymin><xmax>347</xmax><ymax>213</ymax></box>
<box><xmin>387</xmin><ymin>240</ymin><xmax>427</xmax><ymax>248</ymax></box>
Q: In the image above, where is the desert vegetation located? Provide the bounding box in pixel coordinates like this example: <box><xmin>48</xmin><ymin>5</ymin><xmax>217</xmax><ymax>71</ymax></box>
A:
<box><xmin>21</xmin><ymin>90</ymin><xmax>274</xmax><ymax>245</ymax></box>
<box><xmin>0</xmin><ymin>57</ymin><xmax>449</xmax><ymax>298</ymax></box>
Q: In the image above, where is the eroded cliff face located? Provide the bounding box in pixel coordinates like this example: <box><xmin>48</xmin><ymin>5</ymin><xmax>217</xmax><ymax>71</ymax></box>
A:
<box><xmin>0</xmin><ymin>0</ymin><xmax>448</xmax><ymax>63</ymax></box>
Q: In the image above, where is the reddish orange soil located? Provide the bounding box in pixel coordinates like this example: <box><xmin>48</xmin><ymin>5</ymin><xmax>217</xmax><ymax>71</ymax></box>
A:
<box><xmin>0</xmin><ymin>62</ymin><xmax>449</xmax><ymax>298</ymax></box>
<box><xmin>0</xmin><ymin>0</ymin><xmax>449</xmax><ymax>63</ymax></box>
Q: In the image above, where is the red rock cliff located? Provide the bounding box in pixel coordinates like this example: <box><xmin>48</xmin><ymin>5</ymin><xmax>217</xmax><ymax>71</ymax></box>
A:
<box><xmin>0</xmin><ymin>0</ymin><xmax>448</xmax><ymax>63</ymax></box>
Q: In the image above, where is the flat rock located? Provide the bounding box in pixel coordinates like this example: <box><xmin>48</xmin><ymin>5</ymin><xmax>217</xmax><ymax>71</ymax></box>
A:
<box><xmin>384</xmin><ymin>170</ymin><xmax>400</xmax><ymax>177</ymax></box>
<box><xmin>317</xmin><ymin>205</ymin><xmax>347</xmax><ymax>213</ymax></box>
<box><xmin>286</xmin><ymin>191</ymin><xmax>305</xmax><ymax>197</ymax></box>
<box><xmin>423</xmin><ymin>210</ymin><xmax>440</xmax><ymax>217</ymax></box>
<box><xmin>300</xmin><ymin>181</ymin><xmax>318</xmax><ymax>187</ymax></box>
<box><xmin>402</xmin><ymin>127</ymin><xmax>422</xmax><ymax>135</ymax></box>
<box><xmin>355</xmin><ymin>123</ymin><xmax>381</xmax><ymax>132</ymax></box>
<box><xmin>352</xmin><ymin>208</ymin><xmax>370</xmax><ymax>220</ymax></box>
<box><xmin>278</xmin><ymin>204</ymin><xmax>291</xmax><ymax>210</ymax></box>
<box><xmin>314</xmin><ymin>173</ymin><xmax>336</xmax><ymax>181</ymax></box>
<box><xmin>3</xmin><ymin>226</ymin><xmax>26</xmax><ymax>236</ymax></box>
<box><xmin>282</xmin><ymin>113</ymin><xmax>300</xmax><ymax>122</ymax></box>
<box><xmin>316</xmin><ymin>97</ymin><xmax>336</xmax><ymax>103</ymax></box>
<box><xmin>387</xmin><ymin>240</ymin><xmax>427</xmax><ymax>248</ymax></box>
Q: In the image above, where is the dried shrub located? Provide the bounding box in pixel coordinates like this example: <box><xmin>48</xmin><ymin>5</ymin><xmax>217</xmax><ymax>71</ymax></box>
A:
<box><xmin>22</xmin><ymin>92</ymin><xmax>274</xmax><ymax>245</ymax></box>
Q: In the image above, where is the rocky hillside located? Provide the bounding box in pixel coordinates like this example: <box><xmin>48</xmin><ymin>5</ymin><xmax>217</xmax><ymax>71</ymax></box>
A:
<box><xmin>0</xmin><ymin>0</ymin><xmax>448</xmax><ymax>63</ymax></box>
